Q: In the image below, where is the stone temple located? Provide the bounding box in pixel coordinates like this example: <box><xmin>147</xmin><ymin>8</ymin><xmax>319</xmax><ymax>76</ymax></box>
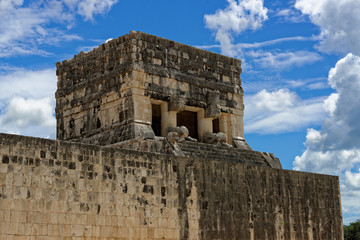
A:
<box><xmin>0</xmin><ymin>31</ymin><xmax>343</xmax><ymax>239</ymax></box>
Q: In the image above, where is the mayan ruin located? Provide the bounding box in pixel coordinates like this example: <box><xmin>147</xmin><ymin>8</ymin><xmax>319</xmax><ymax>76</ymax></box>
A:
<box><xmin>0</xmin><ymin>31</ymin><xmax>343</xmax><ymax>239</ymax></box>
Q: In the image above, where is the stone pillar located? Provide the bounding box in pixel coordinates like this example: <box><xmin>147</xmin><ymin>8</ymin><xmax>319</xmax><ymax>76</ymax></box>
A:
<box><xmin>161</xmin><ymin>102</ymin><xmax>177</xmax><ymax>136</ymax></box>
<box><xmin>132</xmin><ymin>93</ymin><xmax>152</xmax><ymax>124</ymax></box>
<box><xmin>230</xmin><ymin>113</ymin><xmax>244</xmax><ymax>139</ymax></box>
<box><xmin>131</xmin><ymin>71</ymin><xmax>155</xmax><ymax>139</ymax></box>
<box><xmin>220</xmin><ymin>113</ymin><xmax>231</xmax><ymax>144</ymax></box>
<box><xmin>197</xmin><ymin>109</ymin><xmax>213</xmax><ymax>141</ymax></box>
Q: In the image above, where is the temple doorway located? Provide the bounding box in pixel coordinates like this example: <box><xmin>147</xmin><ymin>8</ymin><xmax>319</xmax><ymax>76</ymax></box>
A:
<box><xmin>151</xmin><ymin>104</ymin><xmax>162</xmax><ymax>136</ymax></box>
<box><xmin>213</xmin><ymin>118</ymin><xmax>220</xmax><ymax>133</ymax></box>
<box><xmin>177</xmin><ymin>110</ymin><xmax>198</xmax><ymax>139</ymax></box>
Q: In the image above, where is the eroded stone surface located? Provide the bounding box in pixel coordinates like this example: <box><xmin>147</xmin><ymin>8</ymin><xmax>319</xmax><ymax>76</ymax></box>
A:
<box><xmin>56</xmin><ymin>31</ymin><xmax>244</xmax><ymax>146</ymax></box>
<box><xmin>0</xmin><ymin>133</ymin><xmax>344</xmax><ymax>239</ymax></box>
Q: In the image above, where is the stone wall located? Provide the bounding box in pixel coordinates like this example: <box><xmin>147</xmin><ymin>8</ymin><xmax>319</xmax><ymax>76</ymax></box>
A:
<box><xmin>0</xmin><ymin>133</ymin><xmax>343</xmax><ymax>239</ymax></box>
<box><xmin>0</xmin><ymin>134</ymin><xmax>343</xmax><ymax>240</ymax></box>
<box><xmin>56</xmin><ymin>31</ymin><xmax>244</xmax><ymax>145</ymax></box>
<box><xmin>55</xmin><ymin>39</ymin><xmax>136</xmax><ymax>144</ymax></box>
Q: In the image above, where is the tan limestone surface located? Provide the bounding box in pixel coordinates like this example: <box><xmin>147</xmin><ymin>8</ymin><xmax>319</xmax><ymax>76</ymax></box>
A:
<box><xmin>0</xmin><ymin>133</ymin><xmax>343</xmax><ymax>239</ymax></box>
<box><xmin>56</xmin><ymin>31</ymin><xmax>244</xmax><ymax>146</ymax></box>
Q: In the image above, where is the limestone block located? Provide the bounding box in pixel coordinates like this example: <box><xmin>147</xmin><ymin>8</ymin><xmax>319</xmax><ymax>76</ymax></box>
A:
<box><xmin>205</xmin><ymin>91</ymin><xmax>221</xmax><ymax>119</ymax></box>
<box><xmin>168</xmin><ymin>95</ymin><xmax>185</xmax><ymax>112</ymax></box>
<box><xmin>197</xmin><ymin>110</ymin><xmax>213</xmax><ymax>141</ymax></box>
<box><xmin>233</xmin><ymin>136</ymin><xmax>252</xmax><ymax>150</ymax></box>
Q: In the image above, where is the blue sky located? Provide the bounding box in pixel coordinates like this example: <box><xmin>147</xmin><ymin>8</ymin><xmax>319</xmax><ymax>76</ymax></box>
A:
<box><xmin>1</xmin><ymin>0</ymin><xmax>360</xmax><ymax>224</ymax></box>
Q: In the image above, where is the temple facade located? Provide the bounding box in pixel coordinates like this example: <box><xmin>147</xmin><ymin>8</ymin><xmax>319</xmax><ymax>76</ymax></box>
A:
<box><xmin>0</xmin><ymin>31</ymin><xmax>344</xmax><ymax>239</ymax></box>
<box><xmin>56</xmin><ymin>31</ymin><xmax>244</xmax><ymax>146</ymax></box>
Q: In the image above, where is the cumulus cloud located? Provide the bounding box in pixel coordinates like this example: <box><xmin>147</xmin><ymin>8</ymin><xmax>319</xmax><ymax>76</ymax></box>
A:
<box><xmin>204</xmin><ymin>1</ymin><xmax>320</xmax><ymax>72</ymax></box>
<box><xmin>0</xmin><ymin>0</ymin><xmax>118</xmax><ymax>57</ymax></box>
<box><xmin>0</xmin><ymin>97</ymin><xmax>56</xmax><ymax>138</ymax></box>
<box><xmin>0</xmin><ymin>68</ymin><xmax>57</xmax><ymax>102</ymax></box>
<box><xmin>294</xmin><ymin>0</ymin><xmax>360</xmax><ymax>223</ymax></box>
<box><xmin>345</xmin><ymin>171</ymin><xmax>360</xmax><ymax>190</ymax></box>
<box><xmin>0</xmin><ymin>67</ymin><xmax>57</xmax><ymax>138</ymax></box>
<box><xmin>323</xmin><ymin>93</ymin><xmax>338</xmax><ymax>116</ymax></box>
<box><xmin>294</xmin><ymin>54</ymin><xmax>360</xmax><ymax>223</ymax></box>
<box><xmin>204</xmin><ymin>0</ymin><xmax>268</xmax><ymax>56</ymax></box>
<box><xmin>295</xmin><ymin>0</ymin><xmax>360</xmax><ymax>55</ymax></box>
<box><xmin>244</xmin><ymin>89</ymin><xmax>326</xmax><ymax>134</ymax></box>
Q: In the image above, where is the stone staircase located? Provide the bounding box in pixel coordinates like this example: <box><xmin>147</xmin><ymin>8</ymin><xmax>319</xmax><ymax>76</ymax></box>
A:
<box><xmin>178</xmin><ymin>141</ymin><xmax>279</xmax><ymax>168</ymax></box>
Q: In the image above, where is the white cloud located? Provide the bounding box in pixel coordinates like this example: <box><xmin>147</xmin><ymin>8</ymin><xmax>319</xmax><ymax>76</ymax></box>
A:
<box><xmin>249</xmin><ymin>50</ymin><xmax>322</xmax><ymax>70</ymax></box>
<box><xmin>295</xmin><ymin>0</ymin><xmax>360</xmax><ymax>55</ymax></box>
<box><xmin>203</xmin><ymin>1</ymin><xmax>321</xmax><ymax>72</ymax></box>
<box><xmin>276</xmin><ymin>9</ymin><xmax>291</xmax><ymax>17</ymax></box>
<box><xmin>0</xmin><ymin>97</ymin><xmax>56</xmax><ymax>138</ymax></box>
<box><xmin>236</xmin><ymin>36</ymin><xmax>313</xmax><ymax>49</ymax></box>
<box><xmin>293</xmin><ymin>53</ymin><xmax>360</xmax><ymax>224</ymax></box>
<box><xmin>0</xmin><ymin>0</ymin><xmax>77</xmax><ymax>57</ymax></box>
<box><xmin>63</xmin><ymin>0</ymin><xmax>118</xmax><ymax>20</ymax></box>
<box><xmin>244</xmin><ymin>89</ymin><xmax>326</xmax><ymax>134</ymax></box>
<box><xmin>0</xmin><ymin>67</ymin><xmax>57</xmax><ymax>138</ymax></box>
<box><xmin>0</xmin><ymin>0</ymin><xmax>118</xmax><ymax>57</ymax></box>
<box><xmin>345</xmin><ymin>171</ymin><xmax>360</xmax><ymax>190</ymax></box>
<box><xmin>0</xmin><ymin>68</ymin><xmax>57</xmax><ymax>102</ymax></box>
<box><xmin>248</xmin><ymin>88</ymin><xmax>298</xmax><ymax>111</ymax></box>
<box><xmin>0</xmin><ymin>0</ymin><xmax>23</xmax><ymax>11</ymax></box>
<box><xmin>292</xmin><ymin>0</ymin><xmax>360</xmax><ymax>220</ymax></box>
<box><xmin>196</xmin><ymin>36</ymin><xmax>314</xmax><ymax>51</ymax></box>
<box><xmin>275</xmin><ymin>8</ymin><xmax>305</xmax><ymax>23</ymax></box>
<box><xmin>323</xmin><ymin>93</ymin><xmax>338</xmax><ymax>116</ymax></box>
<box><xmin>204</xmin><ymin>0</ymin><xmax>268</xmax><ymax>56</ymax></box>
<box><xmin>243</xmin><ymin>76</ymin><xmax>329</xmax><ymax>96</ymax></box>
<box><xmin>76</xmin><ymin>0</ymin><xmax>118</xmax><ymax>20</ymax></box>
<box><xmin>304</xmin><ymin>81</ymin><xmax>329</xmax><ymax>90</ymax></box>
<box><xmin>284</xmin><ymin>77</ymin><xmax>329</xmax><ymax>91</ymax></box>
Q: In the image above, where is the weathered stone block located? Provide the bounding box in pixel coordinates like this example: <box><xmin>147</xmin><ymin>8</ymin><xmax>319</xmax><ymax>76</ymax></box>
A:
<box><xmin>56</xmin><ymin>31</ymin><xmax>244</xmax><ymax>146</ymax></box>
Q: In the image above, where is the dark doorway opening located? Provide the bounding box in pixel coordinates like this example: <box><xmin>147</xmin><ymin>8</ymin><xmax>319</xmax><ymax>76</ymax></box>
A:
<box><xmin>177</xmin><ymin>111</ymin><xmax>198</xmax><ymax>139</ymax></box>
<box><xmin>152</xmin><ymin>104</ymin><xmax>161</xmax><ymax>136</ymax></box>
<box><xmin>213</xmin><ymin>118</ymin><xmax>220</xmax><ymax>133</ymax></box>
